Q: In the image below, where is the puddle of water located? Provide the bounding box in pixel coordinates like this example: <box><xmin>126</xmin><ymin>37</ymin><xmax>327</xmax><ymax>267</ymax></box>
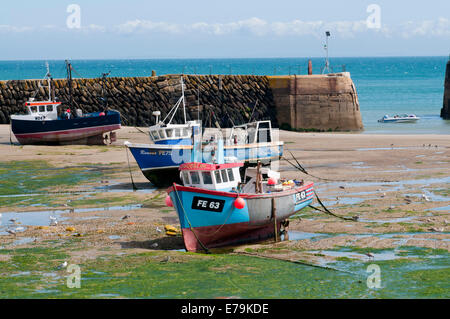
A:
<box><xmin>0</xmin><ymin>204</ymin><xmax>143</xmax><ymax>235</ymax></box>
<box><xmin>108</xmin><ymin>235</ymin><xmax>121</xmax><ymax>240</ymax></box>
<box><xmin>283</xmin><ymin>231</ymin><xmax>330</xmax><ymax>241</ymax></box>
<box><xmin>11</xmin><ymin>237</ymin><xmax>35</xmax><ymax>246</ymax></box>
<box><xmin>431</xmin><ymin>205</ymin><xmax>450</xmax><ymax>212</ymax></box>
<box><xmin>310</xmin><ymin>249</ymin><xmax>400</xmax><ymax>261</ymax></box>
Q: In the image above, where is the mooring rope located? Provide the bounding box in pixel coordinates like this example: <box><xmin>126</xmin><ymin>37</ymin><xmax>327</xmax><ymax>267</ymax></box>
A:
<box><xmin>125</xmin><ymin>146</ymin><xmax>138</xmax><ymax>191</ymax></box>
<box><xmin>232</xmin><ymin>251</ymin><xmax>360</xmax><ymax>275</ymax></box>
<box><xmin>282</xmin><ymin>148</ymin><xmax>396</xmax><ymax>183</ymax></box>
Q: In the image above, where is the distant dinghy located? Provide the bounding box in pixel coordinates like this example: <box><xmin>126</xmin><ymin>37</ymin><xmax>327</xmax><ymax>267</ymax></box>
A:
<box><xmin>378</xmin><ymin>114</ymin><xmax>420</xmax><ymax>123</ymax></box>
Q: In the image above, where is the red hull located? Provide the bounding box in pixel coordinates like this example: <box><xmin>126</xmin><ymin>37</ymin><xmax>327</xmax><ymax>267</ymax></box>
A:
<box><xmin>181</xmin><ymin>221</ymin><xmax>282</xmax><ymax>252</ymax></box>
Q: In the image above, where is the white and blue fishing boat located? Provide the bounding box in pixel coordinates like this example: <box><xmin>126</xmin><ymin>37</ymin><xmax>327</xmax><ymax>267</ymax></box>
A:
<box><xmin>10</xmin><ymin>61</ymin><xmax>121</xmax><ymax>145</ymax></box>
<box><xmin>166</xmin><ymin>155</ymin><xmax>314</xmax><ymax>252</ymax></box>
<box><xmin>125</xmin><ymin>77</ymin><xmax>283</xmax><ymax>186</ymax></box>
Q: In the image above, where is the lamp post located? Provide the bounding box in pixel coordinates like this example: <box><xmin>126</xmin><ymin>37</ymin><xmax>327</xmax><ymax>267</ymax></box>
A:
<box><xmin>322</xmin><ymin>31</ymin><xmax>331</xmax><ymax>74</ymax></box>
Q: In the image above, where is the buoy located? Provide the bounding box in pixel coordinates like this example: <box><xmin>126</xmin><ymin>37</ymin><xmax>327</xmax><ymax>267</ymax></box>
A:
<box><xmin>267</xmin><ymin>177</ymin><xmax>277</xmax><ymax>186</ymax></box>
<box><xmin>165</xmin><ymin>195</ymin><xmax>173</xmax><ymax>207</ymax></box>
<box><xmin>166</xmin><ymin>230</ymin><xmax>178</xmax><ymax>236</ymax></box>
<box><xmin>99</xmin><ymin>112</ymin><xmax>105</xmax><ymax>116</ymax></box>
<box><xmin>164</xmin><ymin>225</ymin><xmax>177</xmax><ymax>232</ymax></box>
<box><xmin>234</xmin><ymin>197</ymin><xmax>245</xmax><ymax>209</ymax></box>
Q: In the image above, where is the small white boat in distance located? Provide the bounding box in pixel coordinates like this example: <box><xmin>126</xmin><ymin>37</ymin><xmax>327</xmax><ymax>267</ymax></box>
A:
<box><xmin>378</xmin><ymin>114</ymin><xmax>420</xmax><ymax>123</ymax></box>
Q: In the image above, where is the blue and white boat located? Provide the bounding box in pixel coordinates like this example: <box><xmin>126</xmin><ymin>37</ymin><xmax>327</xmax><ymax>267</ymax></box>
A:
<box><xmin>166</xmin><ymin>159</ymin><xmax>314</xmax><ymax>252</ymax></box>
<box><xmin>10</xmin><ymin>61</ymin><xmax>121</xmax><ymax>145</ymax></box>
<box><xmin>125</xmin><ymin>77</ymin><xmax>283</xmax><ymax>186</ymax></box>
<box><xmin>378</xmin><ymin>114</ymin><xmax>420</xmax><ymax>123</ymax></box>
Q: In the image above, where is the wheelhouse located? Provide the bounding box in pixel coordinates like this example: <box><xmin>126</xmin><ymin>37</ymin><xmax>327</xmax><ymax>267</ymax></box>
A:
<box><xmin>227</xmin><ymin>120</ymin><xmax>273</xmax><ymax>145</ymax></box>
<box><xmin>179</xmin><ymin>162</ymin><xmax>243</xmax><ymax>191</ymax></box>
<box><xmin>148</xmin><ymin>121</ymin><xmax>200</xmax><ymax>145</ymax></box>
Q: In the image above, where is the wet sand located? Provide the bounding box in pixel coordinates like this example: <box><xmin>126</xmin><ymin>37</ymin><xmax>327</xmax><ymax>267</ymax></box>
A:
<box><xmin>0</xmin><ymin>125</ymin><xmax>449</xmax><ymax>262</ymax></box>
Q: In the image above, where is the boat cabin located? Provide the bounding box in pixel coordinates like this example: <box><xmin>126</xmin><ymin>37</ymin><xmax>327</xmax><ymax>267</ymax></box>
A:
<box><xmin>179</xmin><ymin>162</ymin><xmax>243</xmax><ymax>191</ymax></box>
<box><xmin>11</xmin><ymin>99</ymin><xmax>62</xmax><ymax>121</ymax></box>
<box><xmin>149</xmin><ymin>121</ymin><xmax>200</xmax><ymax>145</ymax></box>
<box><xmin>227</xmin><ymin>120</ymin><xmax>273</xmax><ymax>145</ymax></box>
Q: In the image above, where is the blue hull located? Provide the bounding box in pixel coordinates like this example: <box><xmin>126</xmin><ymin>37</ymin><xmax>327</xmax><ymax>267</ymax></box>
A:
<box><xmin>168</xmin><ymin>183</ymin><xmax>314</xmax><ymax>251</ymax></box>
<box><xmin>127</xmin><ymin>142</ymin><xmax>283</xmax><ymax>186</ymax></box>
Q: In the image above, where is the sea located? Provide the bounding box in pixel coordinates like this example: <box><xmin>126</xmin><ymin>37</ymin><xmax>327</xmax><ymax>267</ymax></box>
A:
<box><xmin>0</xmin><ymin>56</ymin><xmax>449</xmax><ymax>134</ymax></box>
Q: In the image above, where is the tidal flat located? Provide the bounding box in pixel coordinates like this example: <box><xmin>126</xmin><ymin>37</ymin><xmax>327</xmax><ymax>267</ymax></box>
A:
<box><xmin>0</xmin><ymin>125</ymin><xmax>448</xmax><ymax>298</ymax></box>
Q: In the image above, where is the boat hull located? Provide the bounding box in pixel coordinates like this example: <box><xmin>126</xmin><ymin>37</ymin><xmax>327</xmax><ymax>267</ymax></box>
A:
<box><xmin>127</xmin><ymin>142</ymin><xmax>284</xmax><ymax>187</ymax></box>
<box><xmin>11</xmin><ymin>111</ymin><xmax>121</xmax><ymax>145</ymax></box>
<box><xmin>167</xmin><ymin>183</ymin><xmax>313</xmax><ymax>252</ymax></box>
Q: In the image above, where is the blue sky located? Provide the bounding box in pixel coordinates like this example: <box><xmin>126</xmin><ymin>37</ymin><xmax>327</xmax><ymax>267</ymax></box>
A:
<box><xmin>1</xmin><ymin>0</ymin><xmax>449</xmax><ymax>59</ymax></box>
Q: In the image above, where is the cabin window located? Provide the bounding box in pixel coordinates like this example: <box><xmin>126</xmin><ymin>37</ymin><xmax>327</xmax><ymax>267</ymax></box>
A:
<box><xmin>175</xmin><ymin>128</ymin><xmax>181</xmax><ymax>137</ymax></box>
<box><xmin>214</xmin><ymin>170</ymin><xmax>222</xmax><ymax>184</ymax></box>
<box><xmin>202</xmin><ymin>172</ymin><xmax>213</xmax><ymax>184</ymax></box>
<box><xmin>182</xmin><ymin>171</ymin><xmax>190</xmax><ymax>184</ymax></box>
<box><xmin>46</xmin><ymin>105</ymin><xmax>53</xmax><ymax>112</ymax></box>
<box><xmin>158</xmin><ymin>130</ymin><xmax>166</xmax><ymax>139</ymax></box>
<box><xmin>39</xmin><ymin>105</ymin><xmax>46</xmax><ymax>112</ymax></box>
<box><xmin>166</xmin><ymin>129</ymin><xmax>173</xmax><ymax>138</ymax></box>
<box><xmin>182</xmin><ymin>128</ymin><xmax>189</xmax><ymax>137</ymax></box>
<box><xmin>30</xmin><ymin>106</ymin><xmax>37</xmax><ymax>113</ymax></box>
<box><xmin>227</xmin><ymin>168</ymin><xmax>235</xmax><ymax>181</ymax></box>
<box><xmin>221</xmin><ymin>169</ymin><xmax>228</xmax><ymax>183</ymax></box>
<box><xmin>190</xmin><ymin>171</ymin><xmax>200</xmax><ymax>184</ymax></box>
<box><xmin>150</xmin><ymin>131</ymin><xmax>159</xmax><ymax>141</ymax></box>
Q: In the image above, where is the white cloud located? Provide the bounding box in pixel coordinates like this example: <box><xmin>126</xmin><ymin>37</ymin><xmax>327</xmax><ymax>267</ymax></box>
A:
<box><xmin>1</xmin><ymin>17</ymin><xmax>449</xmax><ymax>39</ymax></box>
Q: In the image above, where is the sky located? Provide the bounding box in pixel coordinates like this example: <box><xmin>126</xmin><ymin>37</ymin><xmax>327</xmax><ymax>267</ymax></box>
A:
<box><xmin>0</xmin><ymin>0</ymin><xmax>449</xmax><ymax>59</ymax></box>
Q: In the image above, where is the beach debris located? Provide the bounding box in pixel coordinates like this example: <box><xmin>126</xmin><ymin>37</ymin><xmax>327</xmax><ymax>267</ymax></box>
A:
<box><xmin>15</xmin><ymin>227</ymin><xmax>24</xmax><ymax>231</ymax></box>
<box><xmin>65</xmin><ymin>226</ymin><xmax>76</xmax><ymax>232</ymax></box>
<box><xmin>6</xmin><ymin>229</ymin><xmax>16</xmax><ymax>236</ymax></box>
<box><xmin>380</xmin><ymin>192</ymin><xmax>386</xmax><ymax>198</ymax></box>
<box><xmin>429</xmin><ymin>227</ymin><xmax>443</xmax><ymax>232</ymax></box>
<box><xmin>38</xmin><ymin>226</ymin><xmax>49</xmax><ymax>230</ymax></box>
<box><xmin>150</xmin><ymin>242</ymin><xmax>158</xmax><ymax>248</ymax></box>
<box><xmin>126</xmin><ymin>222</ymin><xmax>135</xmax><ymax>225</ymax></box>
<box><xmin>121</xmin><ymin>214</ymin><xmax>131</xmax><ymax>220</ymax></box>
<box><xmin>9</xmin><ymin>218</ymin><xmax>17</xmax><ymax>223</ymax></box>
<box><xmin>73</xmin><ymin>233</ymin><xmax>82</xmax><ymax>237</ymax></box>
<box><xmin>404</xmin><ymin>198</ymin><xmax>412</xmax><ymax>204</ymax></box>
<box><xmin>97</xmin><ymin>229</ymin><xmax>105</xmax><ymax>234</ymax></box>
<box><xmin>388</xmin><ymin>206</ymin><xmax>395</xmax><ymax>210</ymax></box>
<box><xmin>164</xmin><ymin>225</ymin><xmax>179</xmax><ymax>236</ymax></box>
<box><xmin>339</xmin><ymin>186</ymin><xmax>345</xmax><ymax>189</ymax></box>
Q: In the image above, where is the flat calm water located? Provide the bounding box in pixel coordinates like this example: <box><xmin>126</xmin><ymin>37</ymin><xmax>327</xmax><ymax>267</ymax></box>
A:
<box><xmin>0</xmin><ymin>56</ymin><xmax>449</xmax><ymax>134</ymax></box>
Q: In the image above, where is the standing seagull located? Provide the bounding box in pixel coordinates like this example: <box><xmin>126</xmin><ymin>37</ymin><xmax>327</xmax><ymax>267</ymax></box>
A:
<box><xmin>49</xmin><ymin>216</ymin><xmax>58</xmax><ymax>226</ymax></box>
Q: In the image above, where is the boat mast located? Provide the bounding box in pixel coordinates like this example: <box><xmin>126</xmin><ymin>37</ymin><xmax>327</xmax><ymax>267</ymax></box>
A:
<box><xmin>65</xmin><ymin>60</ymin><xmax>73</xmax><ymax>110</ymax></box>
<box><xmin>181</xmin><ymin>76</ymin><xmax>187</xmax><ymax>123</ymax></box>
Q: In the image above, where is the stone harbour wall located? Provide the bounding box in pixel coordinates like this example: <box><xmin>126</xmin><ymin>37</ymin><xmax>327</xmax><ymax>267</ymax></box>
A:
<box><xmin>0</xmin><ymin>73</ymin><xmax>364</xmax><ymax>131</ymax></box>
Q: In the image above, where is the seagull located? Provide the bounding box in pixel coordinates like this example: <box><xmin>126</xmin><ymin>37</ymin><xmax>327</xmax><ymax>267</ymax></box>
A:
<box><xmin>381</xmin><ymin>192</ymin><xmax>386</xmax><ymax>198</ymax></box>
<box><xmin>121</xmin><ymin>214</ymin><xmax>131</xmax><ymax>220</ymax></box>
<box><xmin>9</xmin><ymin>218</ymin><xmax>17</xmax><ymax>223</ymax></box>
<box><xmin>160</xmin><ymin>256</ymin><xmax>170</xmax><ymax>263</ymax></box>
<box><xmin>339</xmin><ymin>186</ymin><xmax>345</xmax><ymax>189</ymax></box>
<box><xmin>58</xmin><ymin>261</ymin><xmax>68</xmax><ymax>269</ymax></box>
<box><xmin>421</xmin><ymin>194</ymin><xmax>430</xmax><ymax>202</ymax></box>
<box><xmin>365</xmin><ymin>252</ymin><xmax>374</xmax><ymax>260</ymax></box>
<box><xmin>49</xmin><ymin>216</ymin><xmax>58</xmax><ymax>226</ymax></box>
<box><xmin>6</xmin><ymin>229</ymin><xmax>16</xmax><ymax>236</ymax></box>
<box><xmin>156</xmin><ymin>227</ymin><xmax>162</xmax><ymax>233</ymax></box>
<box><xmin>150</xmin><ymin>242</ymin><xmax>158</xmax><ymax>248</ymax></box>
